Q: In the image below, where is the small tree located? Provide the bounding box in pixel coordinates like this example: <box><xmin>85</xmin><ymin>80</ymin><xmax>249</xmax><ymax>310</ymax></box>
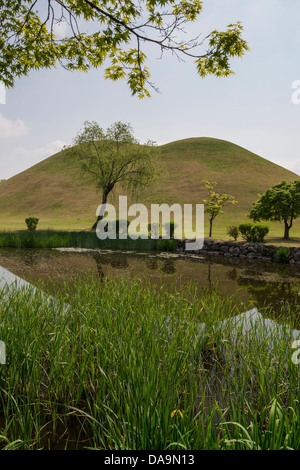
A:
<box><xmin>249</xmin><ymin>180</ymin><xmax>300</xmax><ymax>240</ymax></box>
<box><xmin>25</xmin><ymin>217</ymin><xmax>39</xmax><ymax>231</ymax></box>
<box><xmin>69</xmin><ymin>121</ymin><xmax>162</xmax><ymax>230</ymax></box>
<box><xmin>202</xmin><ymin>181</ymin><xmax>237</xmax><ymax>237</ymax></box>
<box><xmin>227</xmin><ymin>225</ymin><xmax>239</xmax><ymax>241</ymax></box>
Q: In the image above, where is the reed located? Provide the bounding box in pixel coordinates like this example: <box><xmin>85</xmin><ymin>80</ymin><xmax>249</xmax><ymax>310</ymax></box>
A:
<box><xmin>0</xmin><ymin>277</ymin><xmax>299</xmax><ymax>450</ymax></box>
<box><xmin>0</xmin><ymin>230</ymin><xmax>176</xmax><ymax>251</ymax></box>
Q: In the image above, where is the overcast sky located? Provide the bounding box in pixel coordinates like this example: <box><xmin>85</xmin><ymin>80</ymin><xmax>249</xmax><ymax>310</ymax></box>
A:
<box><xmin>1</xmin><ymin>0</ymin><xmax>300</xmax><ymax>180</ymax></box>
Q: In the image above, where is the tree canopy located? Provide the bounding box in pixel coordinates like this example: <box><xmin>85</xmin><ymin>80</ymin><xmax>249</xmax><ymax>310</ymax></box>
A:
<box><xmin>69</xmin><ymin>120</ymin><xmax>161</xmax><ymax>229</ymax></box>
<box><xmin>249</xmin><ymin>180</ymin><xmax>300</xmax><ymax>240</ymax></box>
<box><xmin>1</xmin><ymin>0</ymin><xmax>249</xmax><ymax>98</ymax></box>
<box><xmin>202</xmin><ymin>180</ymin><xmax>237</xmax><ymax>237</ymax></box>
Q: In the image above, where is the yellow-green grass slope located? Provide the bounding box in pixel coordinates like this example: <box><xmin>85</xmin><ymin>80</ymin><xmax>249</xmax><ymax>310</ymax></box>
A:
<box><xmin>0</xmin><ymin>137</ymin><xmax>299</xmax><ymax>241</ymax></box>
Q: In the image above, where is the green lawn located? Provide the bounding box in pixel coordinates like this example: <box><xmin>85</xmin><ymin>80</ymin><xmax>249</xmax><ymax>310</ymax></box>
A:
<box><xmin>0</xmin><ymin>216</ymin><xmax>298</xmax><ymax>247</ymax></box>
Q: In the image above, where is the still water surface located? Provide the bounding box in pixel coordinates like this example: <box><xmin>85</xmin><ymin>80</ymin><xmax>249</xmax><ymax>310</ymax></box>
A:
<box><xmin>0</xmin><ymin>247</ymin><xmax>300</xmax><ymax>449</ymax></box>
<box><xmin>0</xmin><ymin>247</ymin><xmax>299</xmax><ymax>316</ymax></box>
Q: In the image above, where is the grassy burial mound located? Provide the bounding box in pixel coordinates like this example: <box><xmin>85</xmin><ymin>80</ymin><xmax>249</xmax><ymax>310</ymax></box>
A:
<box><xmin>0</xmin><ymin>137</ymin><xmax>298</xmax><ymax>237</ymax></box>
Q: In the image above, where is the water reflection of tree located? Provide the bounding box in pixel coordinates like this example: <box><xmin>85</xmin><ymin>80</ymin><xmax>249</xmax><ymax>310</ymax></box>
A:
<box><xmin>207</xmin><ymin>263</ymin><xmax>219</xmax><ymax>292</ymax></box>
<box><xmin>92</xmin><ymin>252</ymin><xmax>129</xmax><ymax>284</ymax></box>
<box><xmin>227</xmin><ymin>268</ymin><xmax>238</xmax><ymax>281</ymax></box>
<box><xmin>91</xmin><ymin>252</ymin><xmax>106</xmax><ymax>283</ymax></box>
<box><xmin>110</xmin><ymin>256</ymin><xmax>129</xmax><ymax>269</ymax></box>
<box><xmin>23</xmin><ymin>252</ymin><xmax>38</xmax><ymax>266</ymax></box>
<box><xmin>161</xmin><ymin>259</ymin><xmax>176</xmax><ymax>274</ymax></box>
<box><xmin>237</xmin><ymin>277</ymin><xmax>300</xmax><ymax>317</ymax></box>
<box><xmin>145</xmin><ymin>258</ymin><xmax>158</xmax><ymax>271</ymax></box>
<box><xmin>275</xmin><ymin>265</ymin><xmax>291</xmax><ymax>278</ymax></box>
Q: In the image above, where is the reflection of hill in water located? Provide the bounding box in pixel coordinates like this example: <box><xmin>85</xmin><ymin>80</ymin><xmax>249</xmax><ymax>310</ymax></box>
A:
<box><xmin>0</xmin><ymin>248</ymin><xmax>299</xmax><ymax>317</ymax></box>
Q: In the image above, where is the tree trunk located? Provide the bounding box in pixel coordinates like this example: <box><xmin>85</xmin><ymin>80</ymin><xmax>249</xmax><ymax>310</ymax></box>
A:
<box><xmin>283</xmin><ymin>219</ymin><xmax>290</xmax><ymax>240</ymax></box>
<box><xmin>209</xmin><ymin>218</ymin><xmax>213</xmax><ymax>238</ymax></box>
<box><xmin>91</xmin><ymin>193</ymin><xmax>108</xmax><ymax>231</ymax></box>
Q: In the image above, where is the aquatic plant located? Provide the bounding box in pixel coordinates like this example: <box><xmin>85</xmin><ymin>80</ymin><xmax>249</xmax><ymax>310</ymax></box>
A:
<box><xmin>0</xmin><ymin>277</ymin><xmax>299</xmax><ymax>449</ymax></box>
<box><xmin>0</xmin><ymin>230</ymin><xmax>176</xmax><ymax>252</ymax></box>
<box><xmin>275</xmin><ymin>247</ymin><xmax>290</xmax><ymax>264</ymax></box>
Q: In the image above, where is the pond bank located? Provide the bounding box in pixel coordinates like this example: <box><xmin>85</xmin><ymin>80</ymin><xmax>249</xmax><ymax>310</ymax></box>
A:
<box><xmin>178</xmin><ymin>239</ymin><xmax>300</xmax><ymax>265</ymax></box>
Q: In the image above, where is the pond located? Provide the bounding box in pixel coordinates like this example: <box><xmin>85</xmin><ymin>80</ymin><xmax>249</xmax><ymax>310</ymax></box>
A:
<box><xmin>0</xmin><ymin>247</ymin><xmax>299</xmax><ymax>317</ymax></box>
<box><xmin>0</xmin><ymin>247</ymin><xmax>300</xmax><ymax>450</ymax></box>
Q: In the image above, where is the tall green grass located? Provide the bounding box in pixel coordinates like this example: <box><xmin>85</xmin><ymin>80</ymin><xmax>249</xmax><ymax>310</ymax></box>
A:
<box><xmin>0</xmin><ymin>230</ymin><xmax>176</xmax><ymax>251</ymax></box>
<box><xmin>0</xmin><ymin>277</ymin><xmax>299</xmax><ymax>450</ymax></box>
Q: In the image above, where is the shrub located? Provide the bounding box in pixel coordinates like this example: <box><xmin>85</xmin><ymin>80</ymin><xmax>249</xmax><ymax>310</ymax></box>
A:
<box><xmin>115</xmin><ymin>219</ymin><xmax>130</xmax><ymax>235</ymax></box>
<box><xmin>250</xmin><ymin>224</ymin><xmax>269</xmax><ymax>243</ymax></box>
<box><xmin>25</xmin><ymin>217</ymin><xmax>39</xmax><ymax>231</ymax></box>
<box><xmin>162</xmin><ymin>220</ymin><xmax>177</xmax><ymax>239</ymax></box>
<box><xmin>238</xmin><ymin>223</ymin><xmax>253</xmax><ymax>242</ymax></box>
<box><xmin>275</xmin><ymin>247</ymin><xmax>290</xmax><ymax>264</ymax></box>
<box><xmin>227</xmin><ymin>225</ymin><xmax>239</xmax><ymax>241</ymax></box>
<box><xmin>148</xmin><ymin>222</ymin><xmax>161</xmax><ymax>238</ymax></box>
<box><xmin>101</xmin><ymin>219</ymin><xmax>130</xmax><ymax>234</ymax></box>
<box><xmin>239</xmin><ymin>222</ymin><xmax>269</xmax><ymax>243</ymax></box>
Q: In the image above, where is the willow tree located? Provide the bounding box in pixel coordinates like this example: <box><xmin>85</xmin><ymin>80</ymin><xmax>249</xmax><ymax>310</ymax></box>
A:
<box><xmin>1</xmin><ymin>1</ymin><xmax>249</xmax><ymax>98</ymax></box>
<box><xmin>202</xmin><ymin>180</ymin><xmax>237</xmax><ymax>237</ymax></box>
<box><xmin>70</xmin><ymin>120</ymin><xmax>161</xmax><ymax>229</ymax></box>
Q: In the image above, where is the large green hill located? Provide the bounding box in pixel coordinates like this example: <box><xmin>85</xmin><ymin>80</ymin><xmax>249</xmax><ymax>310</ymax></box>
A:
<box><xmin>0</xmin><ymin>137</ymin><xmax>299</xmax><ymax>238</ymax></box>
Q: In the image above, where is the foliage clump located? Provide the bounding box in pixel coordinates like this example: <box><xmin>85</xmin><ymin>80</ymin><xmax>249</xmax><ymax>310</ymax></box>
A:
<box><xmin>239</xmin><ymin>222</ymin><xmax>269</xmax><ymax>243</ymax></box>
<box><xmin>0</xmin><ymin>2</ymin><xmax>249</xmax><ymax>98</ymax></box>
<box><xmin>275</xmin><ymin>247</ymin><xmax>290</xmax><ymax>264</ymax></box>
<box><xmin>203</xmin><ymin>181</ymin><xmax>237</xmax><ymax>237</ymax></box>
<box><xmin>25</xmin><ymin>217</ymin><xmax>39</xmax><ymax>231</ymax></box>
<box><xmin>148</xmin><ymin>222</ymin><xmax>161</xmax><ymax>238</ymax></box>
<box><xmin>227</xmin><ymin>225</ymin><xmax>239</xmax><ymax>241</ymax></box>
<box><xmin>249</xmin><ymin>180</ymin><xmax>300</xmax><ymax>240</ymax></box>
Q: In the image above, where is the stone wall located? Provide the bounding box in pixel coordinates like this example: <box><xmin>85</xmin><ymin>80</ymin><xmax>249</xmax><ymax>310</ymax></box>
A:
<box><xmin>176</xmin><ymin>239</ymin><xmax>300</xmax><ymax>265</ymax></box>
